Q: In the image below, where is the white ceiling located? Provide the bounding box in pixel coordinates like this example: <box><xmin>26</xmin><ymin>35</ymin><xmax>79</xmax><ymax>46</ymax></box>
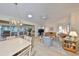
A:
<box><xmin>0</xmin><ymin>3</ymin><xmax>79</xmax><ymax>25</ymax></box>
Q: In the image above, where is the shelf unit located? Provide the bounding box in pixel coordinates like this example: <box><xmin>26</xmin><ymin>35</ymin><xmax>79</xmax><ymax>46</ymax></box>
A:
<box><xmin>62</xmin><ymin>39</ymin><xmax>79</xmax><ymax>53</ymax></box>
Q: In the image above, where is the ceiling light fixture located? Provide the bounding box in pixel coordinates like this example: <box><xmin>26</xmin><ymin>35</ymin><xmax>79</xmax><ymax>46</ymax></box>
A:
<box><xmin>42</xmin><ymin>16</ymin><xmax>46</xmax><ymax>19</ymax></box>
<box><xmin>9</xmin><ymin>3</ymin><xmax>23</xmax><ymax>26</ymax></box>
<box><xmin>27</xmin><ymin>14</ymin><xmax>33</xmax><ymax>18</ymax></box>
<box><xmin>42</xmin><ymin>16</ymin><xmax>47</xmax><ymax>20</ymax></box>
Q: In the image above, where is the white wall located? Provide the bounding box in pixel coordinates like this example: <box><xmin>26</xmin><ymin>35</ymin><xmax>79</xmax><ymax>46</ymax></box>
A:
<box><xmin>44</xmin><ymin>16</ymin><xmax>70</xmax><ymax>33</ymax></box>
<box><xmin>70</xmin><ymin>12</ymin><xmax>79</xmax><ymax>35</ymax></box>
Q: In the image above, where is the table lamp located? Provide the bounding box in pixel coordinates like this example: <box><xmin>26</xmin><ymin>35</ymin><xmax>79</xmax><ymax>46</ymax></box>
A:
<box><xmin>69</xmin><ymin>31</ymin><xmax>78</xmax><ymax>41</ymax></box>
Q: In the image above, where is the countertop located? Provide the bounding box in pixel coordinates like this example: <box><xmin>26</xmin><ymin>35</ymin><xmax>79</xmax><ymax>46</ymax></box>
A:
<box><xmin>0</xmin><ymin>38</ymin><xmax>31</xmax><ymax>56</ymax></box>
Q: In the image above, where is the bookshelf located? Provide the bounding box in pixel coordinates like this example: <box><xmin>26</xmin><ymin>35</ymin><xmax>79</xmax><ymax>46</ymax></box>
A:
<box><xmin>63</xmin><ymin>39</ymin><xmax>79</xmax><ymax>53</ymax></box>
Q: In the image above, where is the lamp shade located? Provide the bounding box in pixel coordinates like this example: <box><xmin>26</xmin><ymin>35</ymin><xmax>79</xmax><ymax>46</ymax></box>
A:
<box><xmin>69</xmin><ymin>31</ymin><xmax>78</xmax><ymax>37</ymax></box>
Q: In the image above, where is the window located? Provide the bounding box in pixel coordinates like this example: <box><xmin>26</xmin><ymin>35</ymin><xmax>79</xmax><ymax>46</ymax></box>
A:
<box><xmin>58</xmin><ymin>25</ymin><xmax>69</xmax><ymax>34</ymax></box>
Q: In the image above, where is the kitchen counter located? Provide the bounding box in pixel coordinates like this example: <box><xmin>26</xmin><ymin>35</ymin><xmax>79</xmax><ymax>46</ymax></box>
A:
<box><xmin>0</xmin><ymin>38</ymin><xmax>31</xmax><ymax>56</ymax></box>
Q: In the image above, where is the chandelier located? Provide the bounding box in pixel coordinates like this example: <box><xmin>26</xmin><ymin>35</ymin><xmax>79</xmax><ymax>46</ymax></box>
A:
<box><xmin>9</xmin><ymin>3</ymin><xmax>23</xmax><ymax>26</ymax></box>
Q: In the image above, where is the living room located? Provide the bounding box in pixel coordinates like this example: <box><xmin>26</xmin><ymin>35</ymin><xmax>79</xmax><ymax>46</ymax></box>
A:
<box><xmin>0</xmin><ymin>3</ymin><xmax>79</xmax><ymax>57</ymax></box>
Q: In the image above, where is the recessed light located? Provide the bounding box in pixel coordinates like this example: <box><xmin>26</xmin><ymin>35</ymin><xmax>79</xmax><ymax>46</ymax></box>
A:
<box><xmin>27</xmin><ymin>14</ymin><xmax>32</xmax><ymax>18</ymax></box>
<box><xmin>42</xmin><ymin>16</ymin><xmax>46</xmax><ymax>19</ymax></box>
<box><xmin>41</xmin><ymin>16</ymin><xmax>47</xmax><ymax>20</ymax></box>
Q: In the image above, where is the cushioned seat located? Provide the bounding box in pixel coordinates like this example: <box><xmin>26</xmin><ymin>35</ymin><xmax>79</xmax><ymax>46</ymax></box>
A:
<box><xmin>43</xmin><ymin>36</ymin><xmax>52</xmax><ymax>47</ymax></box>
